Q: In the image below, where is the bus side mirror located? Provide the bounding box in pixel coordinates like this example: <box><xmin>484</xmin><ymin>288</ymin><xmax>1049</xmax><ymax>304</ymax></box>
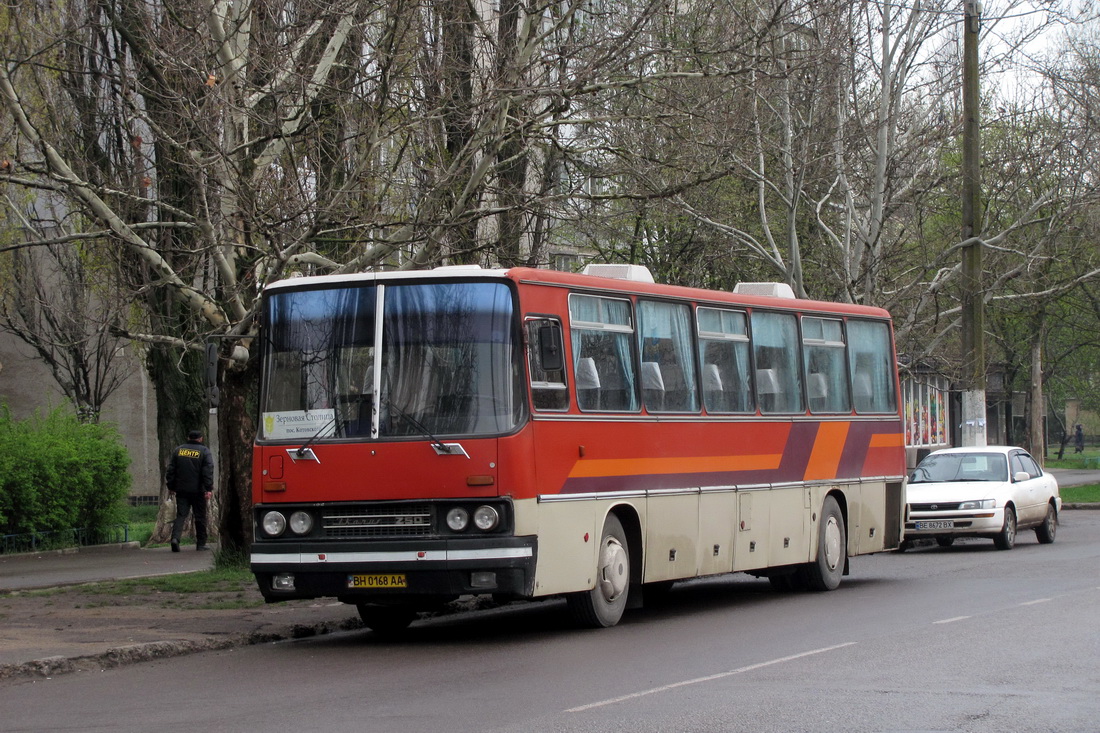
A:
<box><xmin>538</xmin><ymin>323</ymin><xmax>564</xmax><ymax>372</ymax></box>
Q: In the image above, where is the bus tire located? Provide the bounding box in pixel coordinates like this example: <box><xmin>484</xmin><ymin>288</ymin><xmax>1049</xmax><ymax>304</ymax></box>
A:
<box><xmin>806</xmin><ymin>496</ymin><xmax>846</xmax><ymax>591</ymax></box>
<box><xmin>357</xmin><ymin>604</ymin><xmax>417</xmax><ymax>636</ymax></box>
<box><xmin>567</xmin><ymin>514</ymin><xmax>630</xmax><ymax>628</ymax></box>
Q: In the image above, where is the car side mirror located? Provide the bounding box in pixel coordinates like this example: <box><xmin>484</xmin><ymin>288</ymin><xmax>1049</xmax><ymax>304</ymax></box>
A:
<box><xmin>1013</xmin><ymin>471</ymin><xmax>1030</xmax><ymax>482</ymax></box>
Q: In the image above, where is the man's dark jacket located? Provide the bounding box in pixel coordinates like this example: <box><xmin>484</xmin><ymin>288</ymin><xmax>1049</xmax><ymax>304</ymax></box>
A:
<box><xmin>166</xmin><ymin>439</ymin><xmax>214</xmax><ymax>495</ymax></box>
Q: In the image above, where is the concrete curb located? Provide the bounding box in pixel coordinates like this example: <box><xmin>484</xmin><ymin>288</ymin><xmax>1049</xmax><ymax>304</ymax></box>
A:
<box><xmin>0</xmin><ymin>616</ymin><xmax>365</xmax><ymax>683</ymax></box>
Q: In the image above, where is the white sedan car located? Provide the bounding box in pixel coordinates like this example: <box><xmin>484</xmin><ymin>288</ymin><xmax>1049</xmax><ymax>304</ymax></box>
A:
<box><xmin>904</xmin><ymin>446</ymin><xmax>1061</xmax><ymax>550</ymax></box>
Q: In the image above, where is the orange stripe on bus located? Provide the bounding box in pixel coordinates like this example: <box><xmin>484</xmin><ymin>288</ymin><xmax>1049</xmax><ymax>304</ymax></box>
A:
<box><xmin>869</xmin><ymin>432</ymin><xmax>905</xmax><ymax>447</ymax></box>
<box><xmin>568</xmin><ymin>454</ymin><xmax>783</xmax><ymax>479</ymax></box>
<box><xmin>804</xmin><ymin>422</ymin><xmax>850</xmax><ymax>480</ymax></box>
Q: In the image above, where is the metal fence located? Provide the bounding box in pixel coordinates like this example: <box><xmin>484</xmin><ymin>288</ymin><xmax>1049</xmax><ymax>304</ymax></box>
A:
<box><xmin>0</xmin><ymin>525</ymin><xmax>130</xmax><ymax>555</ymax></box>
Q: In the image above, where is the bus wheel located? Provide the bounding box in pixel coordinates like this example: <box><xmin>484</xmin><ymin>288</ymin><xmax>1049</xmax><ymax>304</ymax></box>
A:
<box><xmin>357</xmin><ymin>604</ymin><xmax>417</xmax><ymax>636</ymax></box>
<box><xmin>568</xmin><ymin>514</ymin><xmax>630</xmax><ymax>627</ymax></box>
<box><xmin>806</xmin><ymin>496</ymin><xmax>846</xmax><ymax>591</ymax></box>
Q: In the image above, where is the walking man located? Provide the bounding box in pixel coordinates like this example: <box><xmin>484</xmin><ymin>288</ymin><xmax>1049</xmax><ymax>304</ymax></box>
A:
<box><xmin>166</xmin><ymin>430</ymin><xmax>214</xmax><ymax>552</ymax></box>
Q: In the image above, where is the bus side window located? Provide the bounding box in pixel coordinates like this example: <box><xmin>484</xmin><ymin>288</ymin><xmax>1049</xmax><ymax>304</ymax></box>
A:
<box><xmin>847</xmin><ymin>320</ymin><xmax>897</xmax><ymax>414</ymax></box>
<box><xmin>526</xmin><ymin>318</ymin><xmax>568</xmax><ymax>411</ymax></box>
<box><xmin>697</xmin><ymin>307</ymin><xmax>752</xmax><ymax>413</ymax></box>
<box><xmin>751</xmin><ymin>311</ymin><xmax>803</xmax><ymax>414</ymax></box>
<box><xmin>638</xmin><ymin>300</ymin><xmax>698</xmax><ymax>413</ymax></box>
<box><xmin>802</xmin><ymin>317</ymin><xmax>849</xmax><ymax>413</ymax></box>
<box><xmin>569</xmin><ymin>294</ymin><xmax>639</xmax><ymax>413</ymax></box>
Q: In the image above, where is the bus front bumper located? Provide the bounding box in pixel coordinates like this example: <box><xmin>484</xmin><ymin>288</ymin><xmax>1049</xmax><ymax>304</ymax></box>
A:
<box><xmin>250</xmin><ymin>536</ymin><xmax>537</xmax><ymax>602</ymax></box>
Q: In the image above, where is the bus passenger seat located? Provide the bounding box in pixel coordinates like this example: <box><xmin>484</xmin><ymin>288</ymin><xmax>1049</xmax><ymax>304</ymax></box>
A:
<box><xmin>853</xmin><ymin>371</ymin><xmax>873</xmax><ymax>411</ymax></box>
<box><xmin>808</xmin><ymin>372</ymin><xmax>828</xmax><ymax>411</ymax></box>
<box><xmin>641</xmin><ymin>361</ymin><xmax>665</xmax><ymax>410</ymax></box>
<box><xmin>703</xmin><ymin>363</ymin><xmax>725</xmax><ymax>412</ymax></box>
<box><xmin>703</xmin><ymin>363</ymin><xmax>723</xmax><ymax>392</ymax></box>
<box><xmin>756</xmin><ymin>368</ymin><xmax>780</xmax><ymax>412</ymax></box>
<box><xmin>662</xmin><ymin>363</ymin><xmax>687</xmax><ymax>410</ymax></box>
<box><xmin>576</xmin><ymin>357</ymin><xmax>601</xmax><ymax>410</ymax></box>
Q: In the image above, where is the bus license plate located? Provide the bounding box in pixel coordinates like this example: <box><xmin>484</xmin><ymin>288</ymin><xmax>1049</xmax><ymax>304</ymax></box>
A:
<box><xmin>915</xmin><ymin>520</ymin><xmax>954</xmax><ymax>530</ymax></box>
<box><xmin>347</xmin><ymin>574</ymin><xmax>407</xmax><ymax>589</ymax></box>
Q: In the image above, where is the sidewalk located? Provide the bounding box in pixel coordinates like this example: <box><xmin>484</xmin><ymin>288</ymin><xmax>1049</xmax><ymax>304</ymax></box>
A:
<box><xmin>1048</xmin><ymin>467</ymin><xmax>1100</xmax><ymax>488</ymax></box>
<box><xmin>0</xmin><ymin>541</ymin><xmax>211</xmax><ymax>591</ymax></box>
<box><xmin>0</xmin><ymin>543</ymin><xmax>362</xmax><ymax>682</ymax></box>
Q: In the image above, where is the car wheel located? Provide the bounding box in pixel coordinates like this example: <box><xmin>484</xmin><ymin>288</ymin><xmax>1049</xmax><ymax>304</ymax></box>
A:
<box><xmin>935</xmin><ymin>536</ymin><xmax>955</xmax><ymax>547</ymax></box>
<box><xmin>567</xmin><ymin>514</ymin><xmax>630</xmax><ymax>627</ymax></box>
<box><xmin>805</xmin><ymin>496</ymin><xmax>846</xmax><ymax>591</ymax></box>
<box><xmin>993</xmin><ymin>506</ymin><xmax>1017</xmax><ymax>550</ymax></box>
<box><xmin>1035</xmin><ymin>503</ymin><xmax>1057</xmax><ymax>544</ymax></box>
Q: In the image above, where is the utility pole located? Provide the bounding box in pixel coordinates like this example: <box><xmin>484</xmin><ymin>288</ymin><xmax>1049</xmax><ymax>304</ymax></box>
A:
<box><xmin>960</xmin><ymin>0</ymin><xmax>986</xmax><ymax>447</ymax></box>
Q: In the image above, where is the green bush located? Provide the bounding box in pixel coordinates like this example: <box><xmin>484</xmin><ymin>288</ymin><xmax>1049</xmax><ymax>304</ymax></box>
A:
<box><xmin>0</xmin><ymin>405</ymin><xmax>131</xmax><ymax>537</ymax></box>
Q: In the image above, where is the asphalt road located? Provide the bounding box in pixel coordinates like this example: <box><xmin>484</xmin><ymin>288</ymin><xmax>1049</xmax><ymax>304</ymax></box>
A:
<box><xmin>4</xmin><ymin>509</ymin><xmax>1098</xmax><ymax>733</ymax></box>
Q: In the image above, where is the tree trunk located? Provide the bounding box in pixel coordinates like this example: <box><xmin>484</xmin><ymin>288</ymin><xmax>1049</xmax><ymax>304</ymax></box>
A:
<box><xmin>1029</xmin><ymin>333</ymin><xmax>1044</xmax><ymax>462</ymax></box>
<box><xmin>149</xmin><ymin>341</ymin><xmax>208</xmax><ymax>544</ymax></box>
<box><xmin>216</xmin><ymin>351</ymin><xmax>259</xmax><ymax>554</ymax></box>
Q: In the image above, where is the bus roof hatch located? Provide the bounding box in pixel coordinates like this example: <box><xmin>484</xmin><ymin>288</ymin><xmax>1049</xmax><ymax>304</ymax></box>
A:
<box><xmin>581</xmin><ymin>263</ymin><xmax>655</xmax><ymax>283</ymax></box>
<box><xmin>733</xmin><ymin>282</ymin><xmax>797</xmax><ymax>299</ymax></box>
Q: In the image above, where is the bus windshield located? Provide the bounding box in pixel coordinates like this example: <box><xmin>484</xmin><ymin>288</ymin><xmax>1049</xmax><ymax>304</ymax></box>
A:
<box><xmin>260</xmin><ymin>280</ymin><xmax>523</xmax><ymax>441</ymax></box>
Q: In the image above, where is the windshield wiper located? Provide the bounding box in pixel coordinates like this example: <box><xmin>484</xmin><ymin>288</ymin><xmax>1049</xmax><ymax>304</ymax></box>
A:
<box><xmin>382</xmin><ymin>396</ymin><xmax>465</xmax><ymax>456</ymax></box>
<box><xmin>293</xmin><ymin>410</ymin><xmax>344</xmax><ymax>459</ymax></box>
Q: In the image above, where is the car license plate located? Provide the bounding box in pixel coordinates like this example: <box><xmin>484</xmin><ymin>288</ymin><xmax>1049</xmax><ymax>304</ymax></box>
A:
<box><xmin>915</xmin><ymin>520</ymin><xmax>954</xmax><ymax>530</ymax></box>
<box><xmin>347</xmin><ymin>573</ymin><xmax>407</xmax><ymax>589</ymax></box>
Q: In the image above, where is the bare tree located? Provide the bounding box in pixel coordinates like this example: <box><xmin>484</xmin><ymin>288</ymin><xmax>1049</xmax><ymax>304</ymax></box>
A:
<box><xmin>2</xmin><ymin>0</ymin><xmax>1099</xmax><ymax>550</ymax></box>
<box><xmin>0</xmin><ymin>230</ymin><xmax>131</xmax><ymax>423</ymax></box>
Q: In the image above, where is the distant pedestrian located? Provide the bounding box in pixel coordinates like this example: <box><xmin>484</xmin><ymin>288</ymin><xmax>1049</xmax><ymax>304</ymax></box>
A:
<box><xmin>1074</xmin><ymin>424</ymin><xmax>1085</xmax><ymax>454</ymax></box>
<box><xmin>166</xmin><ymin>430</ymin><xmax>214</xmax><ymax>552</ymax></box>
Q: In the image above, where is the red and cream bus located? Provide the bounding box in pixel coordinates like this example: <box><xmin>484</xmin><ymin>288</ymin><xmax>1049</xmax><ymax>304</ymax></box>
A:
<box><xmin>250</xmin><ymin>264</ymin><xmax>906</xmax><ymax>631</ymax></box>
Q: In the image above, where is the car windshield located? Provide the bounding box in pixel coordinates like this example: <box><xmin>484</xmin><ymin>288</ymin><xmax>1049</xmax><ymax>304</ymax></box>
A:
<box><xmin>909</xmin><ymin>452</ymin><xmax>1008</xmax><ymax>483</ymax></box>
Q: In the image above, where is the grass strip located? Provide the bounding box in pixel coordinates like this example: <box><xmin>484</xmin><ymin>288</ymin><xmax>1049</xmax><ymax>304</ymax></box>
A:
<box><xmin>1062</xmin><ymin>484</ymin><xmax>1100</xmax><ymax>504</ymax></box>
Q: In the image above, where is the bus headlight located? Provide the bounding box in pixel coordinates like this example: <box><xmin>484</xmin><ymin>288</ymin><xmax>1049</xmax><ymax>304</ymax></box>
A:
<box><xmin>289</xmin><ymin>511</ymin><xmax>314</xmax><ymax>535</ymax></box>
<box><xmin>262</xmin><ymin>511</ymin><xmax>287</xmax><ymax>537</ymax></box>
<box><xmin>446</xmin><ymin>507</ymin><xmax>470</xmax><ymax>531</ymax></box>
<box><xmin>473</xmin><ymin>505</ymin><xmax>500</xmax><ymax>532</ymax></box>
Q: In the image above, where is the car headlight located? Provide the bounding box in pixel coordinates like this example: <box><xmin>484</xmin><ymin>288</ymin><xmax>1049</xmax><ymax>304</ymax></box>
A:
<box><xmin>289</xmin><ymin>511</ymin><xmax>314</xmax><ymax>535</ymax></box>
<box><xmin>473</xmin><ymin>505</ymin><xmax>500</xmax><ymax>531</ymax></box>
<box><xmin>446</xmin><ymin>507</ymin><xmax>470</xmax><ymax>531</ymax></box>
<box><xmin>262</xmin><ymin>510</ymin><xmax>287</xmax><ymax>537</ymax></box>
<box><xmin>959</xmin><ymin>499</ymin><xmax>995</xmax><ymax>510</ymax></box>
